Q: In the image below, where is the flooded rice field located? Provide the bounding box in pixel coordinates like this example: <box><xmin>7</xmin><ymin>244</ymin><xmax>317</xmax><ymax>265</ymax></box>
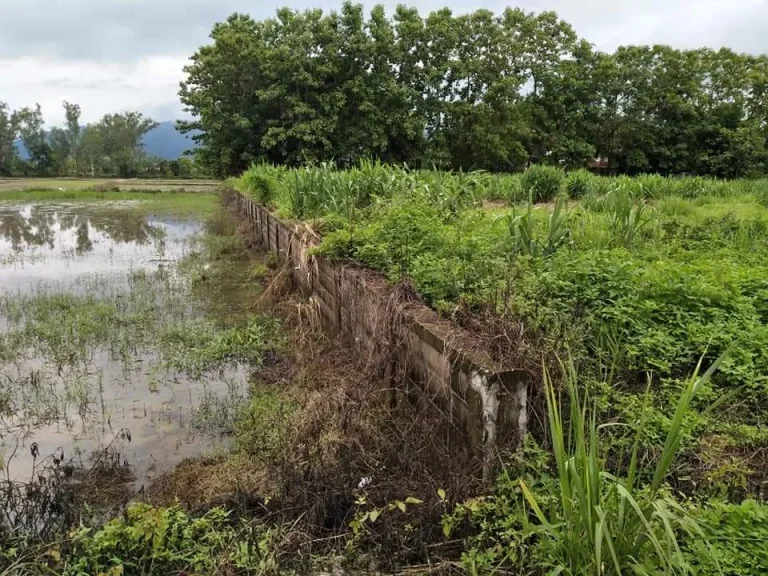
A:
<box><xmin>0</xmin><ymin>199</ymin><xmax>265</xmax><ymax>495</ymax></box>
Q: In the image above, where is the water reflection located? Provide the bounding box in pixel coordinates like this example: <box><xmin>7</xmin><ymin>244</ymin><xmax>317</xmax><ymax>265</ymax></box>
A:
<box><xmin>0</xmin><ymin>201</ymin><xmax>246</xmax><ymax>489</ymax></box>
<box><xmin>0</xmin><ymin>203</ymin><xmax>166</xmax><ymax>252</ymax></box>
<box><xmin>0</xmin><ymin>203</ymin><xmax>196</xmax><ymax>293</ymax></box>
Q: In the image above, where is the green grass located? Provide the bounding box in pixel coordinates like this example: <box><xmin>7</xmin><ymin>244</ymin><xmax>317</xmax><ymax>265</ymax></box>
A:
<box><xmin>448</xmin><ymin>356</ymin><xmax>768</xmax><ymax>575</ymax></box>
<box><xmin>0</xmin><ymin>179</ymin><xmax>113</xmax><ymax>191</ymax></box>
<box><xmin>234</xmin><ymin>163</ymin><xmax>768</xmax><ymax>502</ymax></box>
<box><xmin>519</xmin><ymin>356</ymin><xmax>723</xmax><ymax>575</ymax></box>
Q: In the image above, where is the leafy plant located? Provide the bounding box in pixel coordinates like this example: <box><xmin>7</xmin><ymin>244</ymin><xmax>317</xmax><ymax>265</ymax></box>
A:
<box><xmin>565</xmin><ymin>169</ymin><xmax>594</xmax><ymax>199</ymax></box>
<box><xmin>60</xmin><ymin>504</ymin><xmax>277</xmax><ymax>576</ymax></box>
<box><xmin>605</xmin><ymin>187</ymin><xmax>651</xmax><ymax>247</ymax></box>
<box><xmin>519</xmin><ymin>355</ymin><xmax>727</xmax><ymax>575</ymax></box>
<box><xmin>521</xmin><ymin>165</ymin><xmax>564</xmax><ymax>203</ymax></box>
<box><xmin>685</xmin><ymin>499</ymin><xmax>768</xmax><ymax>575</ymax></box>
<box><xmin>240</xmin><ymin>163</ymin><xmax>282</xmax><ymax>206</ymax></box>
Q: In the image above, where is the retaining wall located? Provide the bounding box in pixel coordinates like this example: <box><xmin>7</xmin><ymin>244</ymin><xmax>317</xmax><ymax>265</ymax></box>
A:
<box><xmin>230</xmin><ymin>190</ymin><xmax>529</xmax><ymax>480</ymax></box>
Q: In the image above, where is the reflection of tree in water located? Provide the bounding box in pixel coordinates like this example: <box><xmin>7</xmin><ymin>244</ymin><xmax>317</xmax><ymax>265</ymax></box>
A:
<box><xmin>0</xmin><ymin>210</ymin><xmax>57</xmax><ymax>251</ymax></box>
<box><xmin>0</xmin><ymin>206</ymin><xmax>166</xmax><ymax>253</ymax></box>
<box><xmin>76</xmin><ymin>222</ymin><xmax>93</xmax><ymax>254</ymax></box>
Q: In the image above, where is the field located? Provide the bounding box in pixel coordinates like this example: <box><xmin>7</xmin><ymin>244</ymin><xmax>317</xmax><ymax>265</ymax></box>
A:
<box><xmin>233</xmin><ymin>162</ymin><xmax>768</xmax><ymax>572</ymax></box>
<box><xmin>0</xmin><ymin>177</ymin><xmax>221</xmax><ymax>193</ymax></box>
<box><xmin>1</xmin><ymin>172</ymin><xmax>767</xmax><ymax>575</ymax></box>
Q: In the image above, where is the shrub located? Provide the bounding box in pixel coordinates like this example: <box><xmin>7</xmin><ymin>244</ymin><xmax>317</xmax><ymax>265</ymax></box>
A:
<box><xmin>685</xmin><ymin>500</ymin><xmax>768</xmax><ymax>575</ymax></box>
<box><xmin>56</xmin><ymin>504</ymin><xmax>276</xmax><ymax>576</ymax></box>
<box><xmin>521</xmin><ymin>165</ymin><xmax>564</xmax><ymax>203</ymax></box>
<box><xmin>565</xmin><ymin>169</ymin><xmax>593</xmax><ymax>199</ymax></box>
<box><xmin>239</xmin><ymin>164</ymin><xmax>282</xmax><ymax>206</ymax></box>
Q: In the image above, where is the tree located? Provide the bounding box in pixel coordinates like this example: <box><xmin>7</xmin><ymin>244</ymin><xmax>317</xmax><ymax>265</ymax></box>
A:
<box><xmin>0</xmin><ymin>102</ymin><xmax>20</xmax><ymax>176</ymax></box>
<box><xmin>98</xmin><ymin>112</ymin><xmax>157</xmax><ymax>176</ymax></box>
<box><xmin>79</xmin><ymin>124</ymin><xmax>103</xmax><ymax>177</ymax></box>
<box><xmin>180</xmin><ymin>3</ymin><xmax>768</xmax><ymax>178</ymax></box>
<box><xmin>16</xmin><ymin>104</ymin><xmax>51</xmax><ymax>173</ymax></box>
<box><xmin>64</xmin><ymin>101</ymin><xmax>82</xmax><ymax>173</ymax></box>
<box><xmin>48</xmin><ymin>126</ymin><xmax>71</xmax><ymax>175</ymax></box>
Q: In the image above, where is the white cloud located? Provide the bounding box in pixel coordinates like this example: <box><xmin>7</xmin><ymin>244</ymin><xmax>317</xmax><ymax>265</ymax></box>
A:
<box><xmin>0</xmin><ymin>56</ymin><xmax>188</xmax><ymax>126</ymax></box>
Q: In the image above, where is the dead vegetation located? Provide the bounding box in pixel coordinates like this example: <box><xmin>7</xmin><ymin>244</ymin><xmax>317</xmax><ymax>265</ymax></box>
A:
<box><xmin>0</xmin><ymin>429</ymin><xmax>134</xmax><ymax>541</ymax></box>
<box><xmin>144</xmin><ymin>199</ymin><xmax>493</xmax><ymax>569</ymax></box>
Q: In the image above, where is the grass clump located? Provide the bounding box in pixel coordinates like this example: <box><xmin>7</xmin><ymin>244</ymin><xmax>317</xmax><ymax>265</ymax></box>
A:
<box><xmin>565</xmin><ymin>169</ymin><xmax>593</xmax><ymax>199</ymax></box>
<box><xmin>449</xmin><ymin>355</ymin><xmax>768</xmax><ymax>575</ymax></box>
<box><xmin>521</xmin><ymin>165</ymin><xmax>564</xmax><ymax>203</ymax></box>
<box><xmin>159</xmin><ymin>317</ymin><xmax>279</xmax><ymax>375</ymax></box>
<box><xmin>235</xmin><ymin>386</ymin><xmax>298</xmax><ymax>463</ymax></box>
<box><xmin>519</xmin><ymin>357</ymin><xmax>722</xmax><ymax>575</ymax></box>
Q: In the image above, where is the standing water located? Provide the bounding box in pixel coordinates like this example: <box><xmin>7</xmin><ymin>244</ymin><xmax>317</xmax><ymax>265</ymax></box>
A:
<box><xmin>0</xmin><ymin>199</ymin><xmax>265</xmax><ymax>495</ymax></box>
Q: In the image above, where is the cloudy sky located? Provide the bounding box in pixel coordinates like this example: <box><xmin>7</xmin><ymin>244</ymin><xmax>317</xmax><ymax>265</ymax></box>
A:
<box><xmin>2</xmin><ymin>0</ymin><xmax>766</xmax><ymax>126</ymax></box>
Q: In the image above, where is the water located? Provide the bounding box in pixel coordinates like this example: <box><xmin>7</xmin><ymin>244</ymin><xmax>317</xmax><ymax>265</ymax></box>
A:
<box><xmin>0</xmin><ymin>201</ymin><xmax>251</xmax><ymax>490</ymax></box>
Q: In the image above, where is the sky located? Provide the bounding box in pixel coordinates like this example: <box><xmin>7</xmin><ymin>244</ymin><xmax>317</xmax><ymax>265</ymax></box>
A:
<box><xmin>1</xmin><ymin>0</ymin><xmax>767</xmax><ymax>126</ymax></box>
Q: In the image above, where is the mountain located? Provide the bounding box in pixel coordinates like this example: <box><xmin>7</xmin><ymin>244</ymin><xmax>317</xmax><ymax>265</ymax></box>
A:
<box><xmin>13</xmin><ymin>121</ymin><xmax>199</xmax><ymax>161</ymax></box>
<box><xmin>142</xmin><ymin>121</ymin><xmax>199</xmax><ymax>159</ymax></box>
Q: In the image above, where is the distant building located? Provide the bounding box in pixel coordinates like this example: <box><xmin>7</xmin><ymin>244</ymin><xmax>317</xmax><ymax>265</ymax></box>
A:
<box><xmin>588</xmin><ymin>157</ymin><xmax>609</xmax><ymax>173</ymax></box>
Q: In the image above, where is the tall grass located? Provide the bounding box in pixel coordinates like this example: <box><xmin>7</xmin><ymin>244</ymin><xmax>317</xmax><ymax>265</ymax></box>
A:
<box><xmin>520</xmin><ymin>355</ymin><xmax>729</xmax><ymax>575</ymax></box>
<box><xmin>236</xmin><ymin>162</ymin><xmax>768</xmax><ymax>220</ymax></box>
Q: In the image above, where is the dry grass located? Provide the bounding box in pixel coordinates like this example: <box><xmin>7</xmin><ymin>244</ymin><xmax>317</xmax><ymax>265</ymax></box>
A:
<box><xmin>147</xmin><ymin>200</ymin><xmax>491</xmax><ymax>568</ymax></box>
<box><xmin>146</xmin><ymin>456</ymin><xmax>273</xmax><ymax>512</ymax></box>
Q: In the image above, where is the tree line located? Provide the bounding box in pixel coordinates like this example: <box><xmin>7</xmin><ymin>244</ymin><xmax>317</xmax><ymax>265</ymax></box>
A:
<box><xmin>0</xmin><ymin>102</ymin><xmax>200</xmax><ymax>178</ymax></box>
<box><xmin>178</xmin><ymin>2</ymin><xmax>768</xmax><ymax>178</ymax></box>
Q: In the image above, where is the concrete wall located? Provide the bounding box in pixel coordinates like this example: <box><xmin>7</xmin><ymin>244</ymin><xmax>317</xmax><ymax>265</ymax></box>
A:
<box><xmin>231</xmin><ymin>191</ymin><xmax>529</xmax><ymax>480</ymax></box>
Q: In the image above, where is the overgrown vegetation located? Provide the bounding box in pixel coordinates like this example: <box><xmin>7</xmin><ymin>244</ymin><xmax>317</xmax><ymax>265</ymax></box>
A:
<box><xmin>231</xmin><ymin>162</ymin><xmax>768</xmax><ymax>572</ymax></box>
<box><xmin>0</xmin><ymin>197</ymin><xmax>291</xmax><ymax>574</ymax></box>
<box><xmin>2</xmin><ymin>169</ymin><xmax>767</xmax><ymax>573</ymax></box>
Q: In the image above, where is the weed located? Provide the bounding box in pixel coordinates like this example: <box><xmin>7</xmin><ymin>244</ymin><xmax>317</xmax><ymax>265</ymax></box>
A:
<box><xmin>565</xmin><ymin>169</ymin><xmax>593</xmax><ymax>199</ymax></box>
<box><xmin>521</xmin><ymin>165</ymin><xmax>564</xmax><ymax>203</ymax></box>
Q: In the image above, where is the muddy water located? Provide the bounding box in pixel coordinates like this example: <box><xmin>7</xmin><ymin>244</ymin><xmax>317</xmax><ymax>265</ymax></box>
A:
<box><xmin>0</xmin><ymin>201</ymin><xmax>250</xmax><ymax>489</ymax></box>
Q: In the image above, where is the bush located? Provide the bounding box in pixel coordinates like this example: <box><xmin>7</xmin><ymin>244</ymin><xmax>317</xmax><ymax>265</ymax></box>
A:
<box><xmin>521</xmin><ymin>165</ymin><xmax>564</xmax><ymax>203</ymax></box>
<box><xmin>55</xmin><ymin>504</ymin><xmax>277</xmax><ymax>576</ymax></box>
<box><xmin>240</xmin><ymin>164</ymin><xmax>281</xmax><ymax>206</ymax></box>
<box><xmin>565</xmin><ymin>169</ymin><xmax>593</xmax><ymax>199</ymax></box>
<box><xmin>685</xmin><ymin>500</ymin><xmax>768</xmax><ymax>575</ymax></box>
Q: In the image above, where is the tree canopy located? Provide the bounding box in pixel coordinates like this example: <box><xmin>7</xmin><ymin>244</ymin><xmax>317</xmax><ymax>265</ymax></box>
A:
<box><xmin>179</xmin><ymin>2</ymin><xmax>768</xmax><ymax>178</ymax></box>
<box><xmin>0</xmin><ymin>102</ymin><xmax>202</xmax><ymax>178</ymax></box>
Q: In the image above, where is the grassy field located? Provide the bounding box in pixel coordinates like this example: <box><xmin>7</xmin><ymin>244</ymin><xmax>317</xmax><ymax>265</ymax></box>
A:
<box><xmin>0</xmin><ymin>187</ymin><xmax>222</xmax><ymax>217</ymax></box>
<box><xmin>232</xmin><ymin>162</ymin><xmax>768</xmax><ymax>572</ymax></box>
<box><xmin>0</xmin><ymin>177</ymin><xmax>221</xmax><ymax>193</ymax></box>
<box><xmin>1</xmin><ymin>174</ymin><xmax>766</xmax><ymax>574</ymax></box>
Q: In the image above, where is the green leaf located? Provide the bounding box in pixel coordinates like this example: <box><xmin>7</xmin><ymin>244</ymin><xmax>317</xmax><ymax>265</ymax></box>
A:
<box><xmin>442</xmin><ymin>521</ymin><xmax>452</xmax><ymax>538</ymax></box>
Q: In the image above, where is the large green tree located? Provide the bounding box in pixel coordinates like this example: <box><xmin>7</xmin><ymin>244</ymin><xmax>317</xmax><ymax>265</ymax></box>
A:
<box><xmin>16</xmin><ymin>104</ymin><xmax>51</xmax><ymax>173</ymax></box>
<box><xmin>0</xmin><ymin>102</ymin><xmax>20</xmax><ymax>176</ymax></box>
<box><xmin>179</xmin><ymin>2</ymin><xmax>768</xmax><ymax>178</ymax></box>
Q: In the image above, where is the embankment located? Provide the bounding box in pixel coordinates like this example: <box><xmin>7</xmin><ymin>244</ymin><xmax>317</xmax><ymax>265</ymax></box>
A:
<box><xmin>227</xmin><ymin>189</ymin><xmax>530</xmax><ymax>480</ymax></box>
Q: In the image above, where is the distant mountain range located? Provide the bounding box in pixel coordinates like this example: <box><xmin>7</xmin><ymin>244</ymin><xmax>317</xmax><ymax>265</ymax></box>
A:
<box><xmin>142</xmin><ymin>121</ymin><xmax>200</xmax><ymax>159</ymax></box>
<box><xmin>14</xmin><ymin>121</ymin><xmax>199</xmax><ymax>161</ymax></box>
